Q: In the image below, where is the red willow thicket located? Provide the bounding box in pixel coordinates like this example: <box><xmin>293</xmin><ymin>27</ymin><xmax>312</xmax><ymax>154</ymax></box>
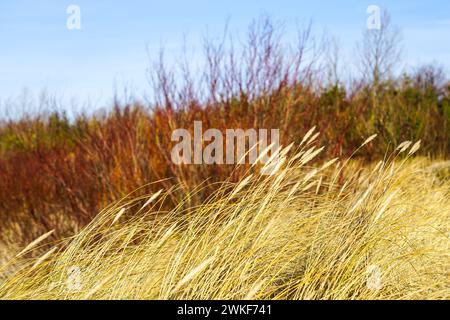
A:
<box><xmin>0</xmin><ymin>18</ymin><xmax>449</xmax><ymax>247</ymax></box>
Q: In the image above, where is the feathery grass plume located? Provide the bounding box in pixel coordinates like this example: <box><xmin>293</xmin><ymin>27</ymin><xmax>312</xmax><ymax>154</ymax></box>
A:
<box><xmin>16</xmin><ymin>230</ymin><xmax>55</xmax><ymax>257</ymax></box>
<box><xmin>171</xmin><ymin>256</ymin><xmax>215</xmax><ymax>294</ymax></box>
<box><xmin>229</xmin><ymin>175</ymin><xmax>253</xmax><ymax>199</ymax></box>
<box><xmin>397</xmin><ymin>141</ymin><xmax>412</xmax><ymax>153</ymax></box>
<box><xmin>31</xmin><ymin>247</ymin><xmax>58</xmax><ymax>270</ymax></box>
<box><xmin>302</xmin><ymin>181</ymin><xmax>317</xmax><ymax>191</ymax></box>
<box><xmin>361</xmin><ymin>134</ymin><xmax>377</xmax><ymax>147</ymax></box>
<box><xmin>139</xmin><ymin>189</ymin><xmax>164</xmax><ymax>211</ymax></box>
<box><xmin>263</xmin><ymin>146</ymin><xmax>283</xmax><ymax>167</ymax></box>
<box><xmin>408</xmin><ymin>140</ymin><xmax>421</xmax><ymax>155</ymax></box>
<box><xmin>373</xmin><ymin>190</ymin><xmax>399</xmax><ymax>224</ymax></box>
<box><xmin>261</xmin><ymin>156</ymin><xmax>286</xmax><ymax>176</ymax></box>
<box><xmin>306</xmin><ymin>132</ymin><xmax>321</xmax><ymax>146</ymax></box>
<box><xmin>111</xmin><ymin>208</ymin><xmax>126</xmax><ymax>225</ymax></box>
<box><xmin>321</xmin><ymin>158</ymin><xmax>339</xmax><ymax>171</ymax></box>
<box><xmin>253</xmin><ymin>142</ymin><xmax>276</xmax><ymax>166</ymax></box>
<box><xmin>303</xmin><ymin>169</ymin><xmax>318</xmax><ymax>183</ymax></box>
<box><xmin>372</xmin><ymin>161</ymin><xmax>384</xmax><ymax>174</ymax></box>
<box><xmin>300</xmin><ymin>127</ymin><xmax>316</xmax><ymax>146</ymax></box>
<box><xmin>299</xmin><ymin>146</ymin><xmax>325</xmax><ymax>166</ymax></box>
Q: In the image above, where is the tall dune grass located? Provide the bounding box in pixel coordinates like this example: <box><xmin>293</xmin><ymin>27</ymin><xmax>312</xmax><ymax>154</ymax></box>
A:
<box><xmin>0</xmin><ymin>18</ymin><xmax>449</xmax><ymax>249</ymax></box>
<box><xmin>0</xmin><ymin>136</ymin><xmax>448</xmax><ymax>300</ymax></box>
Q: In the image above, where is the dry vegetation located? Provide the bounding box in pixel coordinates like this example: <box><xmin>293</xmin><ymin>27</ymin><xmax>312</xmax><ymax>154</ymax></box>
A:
<box><xmin>0</xmin><ymin>17</ymin><xmax>449</xmax><ymax>299</ymax></box>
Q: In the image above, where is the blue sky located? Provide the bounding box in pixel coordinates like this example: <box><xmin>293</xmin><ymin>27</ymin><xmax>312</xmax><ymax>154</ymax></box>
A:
<box><xmin>1</xmin><ymin>0</ymin><xmax>449</xmax><ymax>112</ymax></box>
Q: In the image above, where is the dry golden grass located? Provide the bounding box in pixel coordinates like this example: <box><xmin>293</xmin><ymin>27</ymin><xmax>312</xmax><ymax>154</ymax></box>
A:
<box><xmin>0</xmin><ymin>135</ymin><xmax>449</xmax><ymax>300</ymax></box>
